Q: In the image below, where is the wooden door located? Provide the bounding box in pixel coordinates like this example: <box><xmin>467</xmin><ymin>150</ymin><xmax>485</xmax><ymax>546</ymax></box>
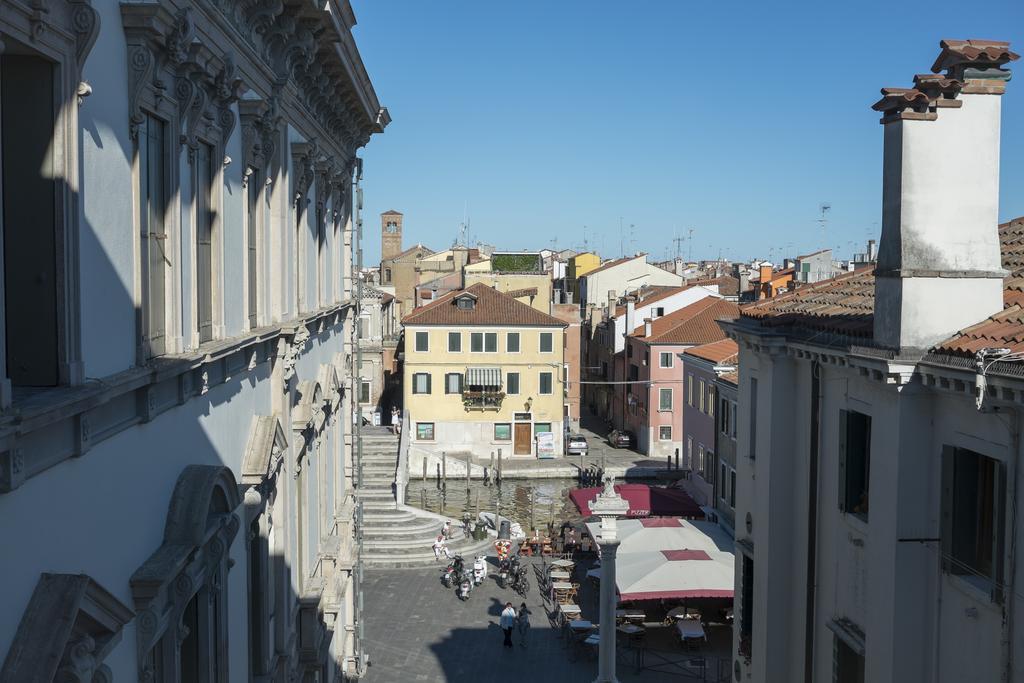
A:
<box><xmin>514</xmin><ymin>422</ymin><xmax>532</xmax><ymax>455</ymax></box>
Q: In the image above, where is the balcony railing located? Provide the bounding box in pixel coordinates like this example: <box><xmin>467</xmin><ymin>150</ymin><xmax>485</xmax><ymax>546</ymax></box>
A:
<box><xmin>462</xmin><ymin>390</ymin><xmax>504</xmax><ymax>411</ymax></box>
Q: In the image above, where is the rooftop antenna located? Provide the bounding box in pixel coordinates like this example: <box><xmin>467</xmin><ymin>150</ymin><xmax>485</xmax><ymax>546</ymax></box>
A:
<box><xmin>619</xmin><ymin>217</ymin><xmax>624</xmax><ymax>257</ymax></box>
<box><xmin>629</xmin><ymin>224</ymin><xmax>636</xmax><ymax>255</ymax></box>
<box><xmin>582</xmin><ymin>224</ymin><xmax>589</xmax><ymax>252</ymax></box>
<box><xmin>672</xmin><ymin>233</ymin><xmax>685</xmax><ymax>261</ymax></box>
<box><xmin>818</xmin><ymin>203</ymin><xmax>831</xmax><ymax>248</ymax></box>
<box><xmin>688</xmin><ymin>228</ymin><xmax>695</xmax><ymax>263</ymax></box>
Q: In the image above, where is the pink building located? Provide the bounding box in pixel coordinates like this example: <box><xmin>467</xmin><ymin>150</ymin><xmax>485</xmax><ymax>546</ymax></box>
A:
<box><xmin>621</xmin><ymin>298</ymin><xmax>738</xmax><ymax>457</ymax></box>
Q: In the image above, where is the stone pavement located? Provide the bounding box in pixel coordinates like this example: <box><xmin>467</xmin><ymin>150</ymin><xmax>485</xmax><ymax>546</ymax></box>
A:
<box><xmin>361</xmin><ymin>557</ymin><xmax>729</xmax><ymax>683</ymax></box>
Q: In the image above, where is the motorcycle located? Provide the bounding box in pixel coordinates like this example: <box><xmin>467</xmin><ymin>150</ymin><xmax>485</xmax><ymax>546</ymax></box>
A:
<box><xmin>511</xmin><ymin>564</ymin><xmax>530</xmax><ymax>597</ymax></box>
<box><xmin>472</xmin><ymin>556</ymin><xmax>487</xmax><ymax>585</ymax></box>
<box><xmin>442</xmin><ymin>555</ymin><xmax>464</xmax><ymax>588</ymax></box>
<box><xmin>497</xmin><ymin>558</ymin><xmax>509</xmax><ymax>588</ymax></box>
<box><xmin>457</xmin><ymin>569</ymin><xmax>474</xmax><ymax>600</ymax></box>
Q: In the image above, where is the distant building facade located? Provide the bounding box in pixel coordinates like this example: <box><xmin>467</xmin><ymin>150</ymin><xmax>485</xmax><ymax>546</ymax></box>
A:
<box><xmin>402</xmin><ymin>284</ymin><xmax>567</xmax><ymax>458</ymax></box>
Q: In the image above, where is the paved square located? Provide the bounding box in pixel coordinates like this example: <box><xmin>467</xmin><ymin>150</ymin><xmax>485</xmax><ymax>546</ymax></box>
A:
<box><xmin>361</xmin><ymin>556</ymin><xmax>732</xmax><ymax>682</ymax></box>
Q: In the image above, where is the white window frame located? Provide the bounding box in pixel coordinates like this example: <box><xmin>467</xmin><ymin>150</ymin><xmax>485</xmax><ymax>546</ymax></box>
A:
<box><xmin>539</xmin><ymin>371</ymin><xmax>553</xmax><ymax>395</ymax></box>
<box><xmin>415</xmin><ymin>331</ymin><xmax>429</xmax><ymax>352</ymax></box>
<box><xmin>506</xmin><ymin>332</ymin><xmax>520</xmax><ymax>353</ymax></box>
<box><xmin>659</xmin><ymin>352</ymin><xmax>673</xmax><ymax>368</ymax></box>
<box><xmin>659</xmin><ymin>425</ymin><xmax>672</xmax><ymax>441</ymax></box>
<box><xmin>506</xmin><ymin>372</ymin><xmax>520</xmax><ymax>395</ymax></box>
<box><xmin>447</xmin><ymin>331</ymin><xmax>462</xmax><ymax>352</ymax></box>
<box><xmin>539</xmin><ymin>331</ymin><xmax>553</xmax><ymax>353</ymax></box>
<box><xmin>659</xmin><ymin>387</ymin><xmax>673</xmax><ymax>412</ymax></box>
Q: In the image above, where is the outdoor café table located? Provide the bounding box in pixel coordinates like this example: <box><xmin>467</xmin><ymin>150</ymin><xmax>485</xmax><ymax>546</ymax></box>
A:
<box><xmin>569</xmin><ymin>619</ymin><xmax>593</xmax><ymax>631</ymax></box>
<box><xmin>675</xmin><ymin>618</ymin><xmax>707</xmax><ymax>641</ymax></box>
<box><xmin>552</xmin><ymin>581</ymin><xmax>573</xmax><ymax>591</ymax></box>
<box><xmin>560</xmin><ymin>604</ymin><xmax>582</xmax><ymax>618</ymax></box>
<box><xmin>617</xmin><ymin>623</ymin><xmax>646</xmax><ymax>646</ymax></box>
<box><xmin>551</xmin><ymin>559</ymin><xmax>575</xmax><ymax>569</ymax></box>
<box><xmin>550</xmin><ymin>570</ymin><xmax>570</xmax><ymax>580</ymax></box>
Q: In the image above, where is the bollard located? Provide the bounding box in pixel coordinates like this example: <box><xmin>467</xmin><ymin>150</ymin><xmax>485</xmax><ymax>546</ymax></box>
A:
<box><xmin>421</xmin><ymin>488</ymin><xmax>426</xmax><ymax>510</ymax></box>
<box><xmin>675</xmin><ymin>448</ymin><xmax>680</xmax><ymax>471</ymax></box>
<box><xmin>497</xmin><ymin>448</ymin><xmax>503</xmax><ymax>484</ymax></box>
<box><xmin>667</xmin><ymin>454</ymin><xmax>671</xmax><ymax>470</ymax></box>
<box><xmin>422</xmin><ymin>458</ymin><xmax>427</xmax><ymax>482</ymax></box>
<box><xmin>442</xmin><ymin>452</ymin><xmax>447</xmax><ymax>484</ymax></box>
<box><xmin>436</xmin><ymin>463</ymin><xmax>441</xmax><ymax>489</ymax></box>
<box><xmin>465</xmin><ymin>455</ymin><xmax>471</xmax><ymax>487</ymax></box>
<box><xmin>490</xmin><ymin>451</ymin><xmax>495</xmax><ymax>474</ymax></box>
<box><xmin>530</xmin><ymin>489</ymin><xmax>535</xmax><ymax>534</ymax></box>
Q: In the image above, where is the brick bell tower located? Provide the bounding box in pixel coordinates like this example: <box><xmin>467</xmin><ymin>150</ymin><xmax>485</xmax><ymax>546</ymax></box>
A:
<box><xmin>381</xmin><ymin>210</ymin><xmax>403</xmax><ymax>262</ymax></box>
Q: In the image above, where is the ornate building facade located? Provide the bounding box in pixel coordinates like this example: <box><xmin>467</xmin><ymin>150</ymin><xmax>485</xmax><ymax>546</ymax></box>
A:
<box><xmin>0</xmin><ymin>0</ymin><xmax>387</xmax><ymax>680</ymax></box>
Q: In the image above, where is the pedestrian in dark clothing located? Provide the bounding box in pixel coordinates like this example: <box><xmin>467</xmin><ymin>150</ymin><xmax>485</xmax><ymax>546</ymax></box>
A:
<box><xmin>517</xmin><ymin>603</ymin><xmax>531</xmax><ymax>648</ymax></box>
<box><xmin>500</xmin><ymin>602</ymin><xmax>516</xmax><ymax>649</ymax></box>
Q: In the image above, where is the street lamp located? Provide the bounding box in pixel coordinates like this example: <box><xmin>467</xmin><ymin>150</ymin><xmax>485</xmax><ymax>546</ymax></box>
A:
<box><xmin>590</xmin><ymin>476</ymin><xmax>630</xmax><ymax>683</ymax></box>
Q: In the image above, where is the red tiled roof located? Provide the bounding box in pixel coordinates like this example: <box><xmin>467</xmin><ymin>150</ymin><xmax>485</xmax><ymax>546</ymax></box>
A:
<box><xmin>719</xmin><ymin>371</ymin><xmax>739</xmax><ymax>386</ymax></box>
<box><xmin>683</xmin><ymin>338</ymin><xmax>739</xmax><ymax>365</ymax></box>
<box><xmin>505</xmin><ymin>287</ymin><xmax>539</xmax><ymax>299</ymax></box>
<box><xmin>741</xmin><ymin>217</ymin><xmax>1024</xmax><ymax>357</ymax></box>
<box><xmin>688</xmin><ymin>275</ymin><xmax>740</xmax><ymax>298</ymax></box>
<box><xmin>382</xmin><ymin>243</ymin><xmax>434</xmax><ymax>263</ymax></box>
<box><xmin>401</xmin><ymin>283</ymin><xmax>566</xmax><ymax>327</ymax></box>
<box><xmin>381</xmin><ymin>209</ymin><xmax>403</xmax><ymax>215</ymax></box>
<box><xmin>632</xmin><ymin>298</ymin><xmax>739</xmax><ymax>345</ymax></box>
<box><xmin>931</xmin><ymin>39</ymin><xmax>1020</xmax><ymax>74</ymax></box>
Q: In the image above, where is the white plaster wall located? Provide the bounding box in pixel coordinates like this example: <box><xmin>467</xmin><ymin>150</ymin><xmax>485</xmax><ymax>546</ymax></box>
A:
<box><xmin>78</xmin><ymin>0</ymin><xmax>136</xmax><ymax>378</ymax></box>
<box><xmin>584</xmin><ymin>258</ymin><xmax>683</xmax><ymax>310</ymax></box>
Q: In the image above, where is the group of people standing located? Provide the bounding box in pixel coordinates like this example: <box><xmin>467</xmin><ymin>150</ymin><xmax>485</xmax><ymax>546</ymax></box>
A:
<box><xmin>500</xmin><ymin>602</ymin><xmax>530</xmax><ymax>648</ymax></box>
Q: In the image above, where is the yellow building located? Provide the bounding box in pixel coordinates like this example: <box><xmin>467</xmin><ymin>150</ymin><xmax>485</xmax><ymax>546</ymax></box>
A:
<box><xmin>402</xmin><ymin>283</ymin><xmax>567</xmax><ymax>458</ymax></box>
<box><xmin>566</xmin><ymin>252</ymin><xmax>601</xmax><ymax>303</ymax></box>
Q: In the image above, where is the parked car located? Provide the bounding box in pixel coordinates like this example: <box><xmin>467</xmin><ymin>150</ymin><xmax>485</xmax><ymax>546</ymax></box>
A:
<box><xmin>608</xmin><ymin>429</ymin><xmax>634</xmax><ymax>449</ymax></box>
<box><xmin>566</xmin><ymin>434</ymin><xmax>588</xmax><ymax>455</ymax></box>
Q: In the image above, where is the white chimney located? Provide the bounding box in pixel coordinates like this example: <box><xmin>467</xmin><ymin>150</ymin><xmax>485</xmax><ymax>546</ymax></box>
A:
<box><xmin>872</xmin><ymin>39</ymin><xmax>1018</xmax><ymax>350</ymax></box>
<box><xmin>644</xmin><ymin>317</ymin><xmax>653</xmax><ymax>337</ymax></box>
<box><xmin>624</xmin><ymin>297</ymin><xmax>636</xmax><ymax>338</ymax></box>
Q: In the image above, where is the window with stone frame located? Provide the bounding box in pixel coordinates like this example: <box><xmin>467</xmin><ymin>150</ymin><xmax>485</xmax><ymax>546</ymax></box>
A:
<box><xmin>942</xmin><ymin>446</ymin><xmax>1006</xmax><ymax>601</ymax></box>
<box><xmin>507</xmin><ymin>332</ymin><xmax>520</xmax><ymax>353</ymax></box>
<box><xmin>415</xmin><ymin>331</ymin><xmax>429</xmax><ymax>352</ymax></box>
<box><xmin>506</xmin><ymin>372</ymin><xmax>520</xmax><ymax>395</ymax></box>
<box><xmin>412</xmin><ymin>372</ymin><xmax>431</xmax><ymax>394</ymax></box>
<box><xmin>540</xmin><ymin>331</ymin><xmax>553</xmax><ymax>352</ymax></box>
<box><xmin>839</xmin><ymin>410</ymin><xmax>871</xmax><ymax>521</ymax></box>
<box><xmin>448</xmin><ymin>331</ymin><xmax>461</xmax><ymax>352</ymax></box>
<box><xmin>195</xmin><ymin>142</ymin><xmax>216</xmax><ymax>344</ymax></box>
<box><xmin>659</xmin><ymin>388</ymin><xmax>672</xmax><ymax>411</ymax></box>
<box><xmin>246</xmin><ymin>166</ymin><xmax>261</xmax><ymax>329</ymax></box>
<box><xmin>359</xmin><ymin>380</ymin><xmax>371</xmax><ymax>403</ymax></box>
<box><xmin>659</xmin><ymin>425</ymin><xmax>672</xmax><ymax>441</ymax></box>
<box><xmin>416</xmin><ymin>422</ymin><xmax>435</xmax><ymax>440</ymax></box>
<box><xmin>138</xmin><ymin>112</ymin><xmax>170</xmax><ymax>358</ymax></box>
<box><xmin>445</xmin><ymin>372</ymin><xmax>463</xmax><ymax>394</ymax></box>
<box><xmin>539</xmin><ymin>371</ymin><xmax>553</xmax><ymax>395</ymax></box>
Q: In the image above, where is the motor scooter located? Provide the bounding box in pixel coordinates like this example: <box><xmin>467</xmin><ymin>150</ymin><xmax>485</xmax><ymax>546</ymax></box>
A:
<box><xmin>472</xmin><ymin>556</ymin><xmax>486</xmax><ymax>585</ymax></box>
<box><xmin>457</xmin><ymin>569</ymin><xmax>473</xmax><ymax>600</ymax></box>
<box><xmin>442</xmin><ymin>555</ymin><xmax>464</xmax><ymax>588</ymax></box>
<box><xmin>497</xmin><ymin>557</ymin><xmax>510</xmax><ymax>588</ymax></box>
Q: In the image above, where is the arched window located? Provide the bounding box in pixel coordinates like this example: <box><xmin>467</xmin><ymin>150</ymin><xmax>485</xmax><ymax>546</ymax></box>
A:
<box><xmin>131</xmin><ymin>465</ymin><xmax>241</xmax><ymax>682</ymax></box>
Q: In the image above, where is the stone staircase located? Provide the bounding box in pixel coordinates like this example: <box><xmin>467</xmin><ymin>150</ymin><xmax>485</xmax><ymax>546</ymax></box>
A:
<box><xmin>357</xmin><ymin>429</ymin><xmax>494</xmax><ymax>567</ymax></box>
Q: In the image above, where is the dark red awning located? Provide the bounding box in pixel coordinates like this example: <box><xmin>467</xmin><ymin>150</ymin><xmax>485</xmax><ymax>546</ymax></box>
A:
<box><xmin>569</xmin><ymin>484</ymin><xmax>704</xmax><ymax>519</ymax></box>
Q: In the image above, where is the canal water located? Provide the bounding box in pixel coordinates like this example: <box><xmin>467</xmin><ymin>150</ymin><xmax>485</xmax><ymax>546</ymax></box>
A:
<box><xmin>405</xmin><ymin>476</ymin><xmax>662</xmax><ymax>533</ymax></box>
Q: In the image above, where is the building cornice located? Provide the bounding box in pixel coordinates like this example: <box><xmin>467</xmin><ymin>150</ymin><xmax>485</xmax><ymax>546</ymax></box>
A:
<box><xmin>0</xmin><ymin>302</ymin><xmax>352</xmax><ymax>493</ymax></box>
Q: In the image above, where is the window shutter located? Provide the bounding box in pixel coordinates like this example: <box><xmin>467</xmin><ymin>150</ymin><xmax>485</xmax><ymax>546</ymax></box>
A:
<box><xmin>143</xmin><ymin>115</ymin><xmax>167</xmax><ymax>356</ymax></box>
<box><xmin>426</xmin><ymin>373</ymin><xmax>432</xmax><ymax>394</ymax></box>
<box><xmin>838</xmin><ymin>410</ymin><xmax>848</xmax><ymax>512</ymax></box>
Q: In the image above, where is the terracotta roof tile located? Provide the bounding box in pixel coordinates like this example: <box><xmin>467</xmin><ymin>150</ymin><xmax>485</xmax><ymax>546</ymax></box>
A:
<box><xmin>718</xmin><ymin>371</ymin><xmax>739</xmax><ymax>386</ymax></box>
<box><xmin>401</xmin><ymin>283</ymin><xmax>566</xmax><ymax>327</ymax></box>
<box><xmin>931</xmin><ymin>39</ymin><xmax>1020</xmax><ymax>74</ymax></box>
<box><xmin>683</xmin><ymin>338</ymin><xmax>739</xmax><ymax>364</ymax></box>
<box><xmin>632</xmin><ymin>298</ymin><xmax>739</xmax><ymax>345</ymax></box>
<box><xmin>742</xmin><ymin>217</ymin><xmax>1024</xmax><ymax>358</ymax></box>
<box><xmin>688</xmin><ymin>275</ymin><xmax>740</xmax><ymax>297</ymax></box>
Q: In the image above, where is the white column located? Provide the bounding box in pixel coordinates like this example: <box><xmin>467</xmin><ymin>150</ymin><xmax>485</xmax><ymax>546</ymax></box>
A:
<box><xmin>591</xmin><ymin>478</ymin><xmax>629</xmax><ymax>683</ymax></box>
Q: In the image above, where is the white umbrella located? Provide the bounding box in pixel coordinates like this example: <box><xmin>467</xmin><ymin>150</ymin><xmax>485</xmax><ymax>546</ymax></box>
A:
<box><xmin>615</xmin><ymin>549</ymin><xmax>734</xmax><ymax>602</ymax></box>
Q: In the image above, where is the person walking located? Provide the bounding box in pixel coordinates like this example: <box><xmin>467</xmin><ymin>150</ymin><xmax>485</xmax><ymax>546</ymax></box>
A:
<box><xmin>499</xmin><ymin>602</ymin><xmax>517</xmax><ymax>649</ymax></box>
<box><xmin>517</xmin><ymin>602</ymin><xmax>531</xmax><ymax>648</ymax></box>
<box><xmin>390</xmin><ymin>406</ymin><xmax>399</xmax><ymax>435</ymax></box>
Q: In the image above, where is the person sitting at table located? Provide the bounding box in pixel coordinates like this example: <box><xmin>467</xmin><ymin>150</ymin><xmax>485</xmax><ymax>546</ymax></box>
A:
<box><xmin>564</xmin><ymin>527</ymin><xmax>578</xmax><ymax>556</ymax></box>
<box><xmin>529</xmin><ymin>529</ymin><xmax>541</xmax><ymax>555</ymax></box>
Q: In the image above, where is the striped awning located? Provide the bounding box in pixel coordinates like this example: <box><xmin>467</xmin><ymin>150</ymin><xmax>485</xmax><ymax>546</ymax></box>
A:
<box><xmin>465</xmin><ymin>367</ymin><xmax>502</xmax><ymax>387</ymax></box>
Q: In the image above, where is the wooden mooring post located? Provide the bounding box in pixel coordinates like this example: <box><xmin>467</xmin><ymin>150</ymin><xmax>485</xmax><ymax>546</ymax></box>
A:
<box><xmin>497</xmin><ymin>448</ymin><xmax>503</xmax><ymax>484</ymax></box>
<box><xmin>422</xmin><ymin>458</ymin><xmax>427</xmax><ymax>481</ymax></box>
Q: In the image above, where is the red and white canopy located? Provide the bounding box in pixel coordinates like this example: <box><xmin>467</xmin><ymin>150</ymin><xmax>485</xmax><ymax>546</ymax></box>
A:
<box><xmin>585</xmin><ymin>517</ymin><xmax>734</xmax><ymax>601</ymax></box>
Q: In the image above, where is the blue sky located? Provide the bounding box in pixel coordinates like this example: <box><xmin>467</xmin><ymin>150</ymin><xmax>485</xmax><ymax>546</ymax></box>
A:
<box><xmin>352</xmin><ymin>1</ymin><xmax>1024</xmax><ymax>265</ymax></box>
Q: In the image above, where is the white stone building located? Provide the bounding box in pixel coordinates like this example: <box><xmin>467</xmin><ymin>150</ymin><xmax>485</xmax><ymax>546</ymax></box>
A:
<box><xmin>724</xmin><ymin>40</ymin><xmax>1022</xmax><ymax>683</ymax></box>
<box><xmin>0</xmin><ymin>1</ymin><xmax>387</xmax><ymax>680</ymax></box>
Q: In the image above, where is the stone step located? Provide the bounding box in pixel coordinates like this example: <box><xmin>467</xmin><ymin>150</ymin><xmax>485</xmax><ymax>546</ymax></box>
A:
<box><xmin>362</xmin><ymin>520</ymin><xmax>443</xmax><ymax>538</ymax></box>
<box><xmin>362</xmin><ymin>537</ymin><xmax>495</xmax><ymax>568</ymax></box>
